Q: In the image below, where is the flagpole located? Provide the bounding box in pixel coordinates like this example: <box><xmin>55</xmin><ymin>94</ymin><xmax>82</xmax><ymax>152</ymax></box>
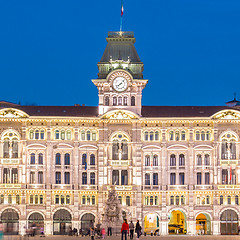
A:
<box><xmin>120</xmin><ymin>0</ymin><xmax>123</xmax><ymax>32</ymax></box>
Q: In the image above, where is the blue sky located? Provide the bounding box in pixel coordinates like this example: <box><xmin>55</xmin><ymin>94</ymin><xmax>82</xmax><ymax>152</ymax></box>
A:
<box><xmin>0</xmin><ymin>0</ymin><xmax>240</xmax><ymax>106</ymax></box>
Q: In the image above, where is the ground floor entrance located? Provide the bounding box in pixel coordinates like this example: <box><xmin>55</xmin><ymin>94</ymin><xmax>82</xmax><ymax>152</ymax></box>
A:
<box><xmin>53</xmin><ymin>209</ymin><xmax>72</xmax><ymax>235</ymax></box>
<box><xmin>144</xmin><ymin>213</ymin><xmax>159</xmax><ymax>235</ymax></box>
<box><xmin>168</xmin><ymin>210</ymin><xmax>186</xmax><ymax>234</ymax></box>
<box><xmin>1</xmin><ymin>209</ymin><xmax>19</xmax><ymax>235</ymax></box>
<box><xmin>220</xmin><ymin>209</ymin><xmax>238</xmax><ymax>235</ymax></box>
<box><xmin>196</xmin><ymin>213</ymin><xmax>211</xmax><ymax>235</ymax></box>
<box><xmin>81</xmin><ymin>213</ymin><xmax>95</xmax><ymax>235</ymax></box>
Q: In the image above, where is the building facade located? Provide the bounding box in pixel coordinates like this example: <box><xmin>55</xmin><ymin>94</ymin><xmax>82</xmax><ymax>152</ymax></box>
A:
<box><xmin>0</xmin><ymin>31</ymin><xmax>240</xmax><ymax>235</ymax></box>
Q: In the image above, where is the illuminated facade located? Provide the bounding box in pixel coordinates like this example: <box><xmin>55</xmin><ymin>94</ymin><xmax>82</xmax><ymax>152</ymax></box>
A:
<box><xmin>0</xmin><ymin>31</ymin><xmax>240</xmax><ymax>235</ymax></box>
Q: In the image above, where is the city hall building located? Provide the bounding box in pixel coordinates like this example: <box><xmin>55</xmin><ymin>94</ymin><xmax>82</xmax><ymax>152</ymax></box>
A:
<box><xmin>0</xmin><ymin>31</ymin><xmax>240</xmax><ymax>235</ymax></box>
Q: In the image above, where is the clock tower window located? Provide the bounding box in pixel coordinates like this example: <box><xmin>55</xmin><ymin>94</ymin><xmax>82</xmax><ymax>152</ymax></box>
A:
<box><xmin>123</xmin><ymin>97</ymin><xmax>127</xmax><ymax>106</ymax></box>
<box><xmin>131</xmin><ymin>96</ymin><xmax>135</xmax><ymax>106</ymax></box>
<box><xmin>113</xmin><ymin>97</ymin><xmax>117</xmax><ymax>106</ymax></box>
<box><xmin>105</xmin><ymin>96</ymin><xmax>109</xmax><ymax>106</ymax></box>
<box><xmin>118</xmin><ymin>97</ymin><xmax>122</xmax><ymax>106</ymax></box>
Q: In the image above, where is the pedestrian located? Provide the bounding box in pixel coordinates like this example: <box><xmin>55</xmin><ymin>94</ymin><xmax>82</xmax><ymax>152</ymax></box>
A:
<box><xmin>107</xmin><ymin>220</ymin><xmax>112</xmax><ymax>236</ymax></box>
<box><xmin>135</xmin><ymin>220</ymin><xmax>141</xmax><ymax>240</ymax></box>
<box><xmin>90</xmin><ymin>228</ymin><xmax>95</xmax><ymax>240</ymax></box>
<box><xmin>129</xmin><ymin>221</ymin><xmax>134</xmax><ymax>240</ymax></box>
<box><xmin>101</xmin><ymin>228</ymin><xmax>106</xmax><ymax>239</ymax></box>
<box><xmin>121</xmin><ymin>219</ymin><xmax>129</xmax><ymax>240</ymax></box>
<box><xmin>0</xmin><ymin>221</ymin><xmax>3</xmax><ymax>240</ymax></box>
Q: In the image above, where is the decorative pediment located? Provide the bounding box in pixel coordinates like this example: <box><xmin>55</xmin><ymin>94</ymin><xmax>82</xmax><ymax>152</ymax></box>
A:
<box><xmin>101</xmin><ymin>110</ymin><xmax>139</xmax><ymax>120</ymax></box>
<box><xmin>0</xmin><ymin>108</ymin><xmax>29</xmax><ymax>118</ymax></box>
<box><xmin>212</xmin><ymin>110</ymin><xmax>240</xmax><ymax>120</ymax></box>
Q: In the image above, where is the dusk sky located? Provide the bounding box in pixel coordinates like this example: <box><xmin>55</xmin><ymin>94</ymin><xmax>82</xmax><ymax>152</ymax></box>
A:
<box><xmin>0</xmin><ymin>0</ymin><xmax>240</xmax><ymax>107</ymax></box>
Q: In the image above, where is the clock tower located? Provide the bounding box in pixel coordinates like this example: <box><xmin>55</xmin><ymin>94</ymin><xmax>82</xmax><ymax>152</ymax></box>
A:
<box><xmin>92</xmin><ymin>31</ymin><xmax>148</xmax><ymax>116</ymax></box>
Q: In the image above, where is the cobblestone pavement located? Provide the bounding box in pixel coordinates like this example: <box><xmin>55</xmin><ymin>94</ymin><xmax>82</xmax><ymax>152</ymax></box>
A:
<box><xmin>3</xmin><ymin>235</ymin><xmax>240</xmax><ymax>240</ymax></box>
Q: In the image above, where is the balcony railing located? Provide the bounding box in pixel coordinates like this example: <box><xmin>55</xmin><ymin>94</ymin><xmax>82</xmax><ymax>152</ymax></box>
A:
<box><xmin>220</xmin><ymin>159</ymin><xmax>238</xmax><ymax>165</ymax></box>
<box><xmin>1</xmin><ymin>158</ymin><xmax>20</xmax><ymax>165</ymax></box>
<box><xmin>110</xmin><ymin>160</ymin><xmax>130</xmax><ymax>167</ymax></box>
<box><xmin>108</xmin><ymin>31</ymin><xmax>134</xmax><ymax>38</ymax></box>
<box><xmin>218</xmin><ymin>185</ymin><xmax>240</xmax><ymax>189</ymax></box>
<box><xmin>195</xmin><ymin>185</ymin><xmax>213</xmax><ymax>190</ymax></box>
<box><xmin>0</xmin><ymin>184</ymin><xmax>21</xmax><ymax>188</ymax></box>
<box><xmin>168</xmin><ymin>185</ymin><xmax>188</xmax><ymax>190</ymax></box>
<box><xmin>115</xmin><ymin>185</ymin><xmax>132</xmax><ymax>191</ymax></box>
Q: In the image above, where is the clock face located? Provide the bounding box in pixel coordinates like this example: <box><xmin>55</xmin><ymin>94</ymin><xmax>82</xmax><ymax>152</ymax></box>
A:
<box><xmin>113</xmin><ymin>77</ymin><xmax>128</xmax><ymax>92</ymax></box>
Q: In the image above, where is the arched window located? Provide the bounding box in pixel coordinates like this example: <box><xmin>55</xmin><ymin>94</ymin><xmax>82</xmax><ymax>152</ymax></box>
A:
<box><xmin>145</xmin><ymin>196</ymin><xmax>149</xmax><ymax>205</ymax></box>
<box><xmin>29</xmin><ymin>130</ymin><xmax>34</xmax><ymax>139</ymax></box>
<box><xmin>206</xmin><ymin>195</ymin><xmax>210</xmax><ymax>205</ymax></box>
<box><xmin>8</xmin><ymin>195</ymin><xmax>12</xmax><ymax>204</ymax></box>
<box><xmin>153</xmin><ymin>155</ymin><xmax>158</xmax><ymax>166</ymax></box>
<box><xmin>92</xmin><ymin>196</ymin><xmax>96</xmax><ymax>205</ymax></box>
<box><xmin>30</xmin><ymin>195</ymin><xmax>34</xmax><ymax>204</ymax></box>
<box><xmin>61</xmin><ymin>195</ymin><xmax>64</xmax><ymax>204</ymax></box>
<box><xmin>87</xmin><ymin>131</ymin><xmax>91</xmax><ymax>141</ymax></box>
<box><xmin>90</xmin><ymin>154</ymin><xmax>95</xmax><ymax>165</ymax></box>
<box><xmin>87</xmin><ymin>196</ymin><xmax>91</xmax><ymax>205</ymax></box>
<box><xmin>204</xmin><ymin>154</ymin><xmax>210</xmax><ymax>165</ymax></box>
<box><xmin>206</xmin><ymin>131</ymin><xmax>210</xmax><ymax>140</ymax></box>
<box><xmin>220</xmin><ymin>195</ymin><xmax>223</xmax><ymax>205</ymax></box>
<box><xmin>118</xmin><ymin>196</ymin><xmax>122</xmax><ymax>204</ymax></box>
<box><xmin>66</xmin><ymin>130</ymin><xmax>71</xmax><ymax>140</ymax></box>
<box><xmin>40</xmin><ymin>195</ymin><xmax>43</xmax><ymax>204</ymax></box>
<box><xmin>175</xmin><ymin>131</ymin><xmax>180</xmax><ymax>141</ymax></box>
<box><xmin>12</xmin><ymin>139</ymin><xmax>18</xmax><ymax>158</ymax></box>
<box><xmin>145</xmin><ymin>173</ymin><xmax>150</xmax><ymax>185</ymax></box>
<box><xmin>179</xmin><ymin>154</ymin><xmax>185</xmax><ymax>166</ymax></box>
<box><xmin>170</xmin><ymin>154</ymin><xmax>176</xmax><ymax>166</ymax></box>
<box><xmin>113</xmin><ymin>96</ymin><xmax>117</xmax><ymax>106</ymax></box>
<box><xmin>123</xmin><ymin>97</ymin><xmax>127</xmax><ymax>106</ymax></box>
<box><xmin>144</xmin><ymin>131</ymin><xmax>148</xmax><ymax>141</ymax></box>
<box><xmin>66</xmin><ymin>195</ymin><xmax>70</xmax><ymax>204</ymax></box>
<box><xmin>82</xmin><ymin>195</ymin><xmax>86</xmax><ymax>205</ymax></box>
<box><xmin>55</xmin><ymin>130</ymin><xmax>60</xmax><ymax>140</ymax></box>
<box><xmin>105</xmin><ymin>96</ymin><xmax>109</xmax><ymax>106</ymax></box>
<box><xmin>38</xmin><ymin>153</ymin><xmax>43</xmax><ymax>165</ymax></box>
<box><xmin>196</xmin><ymin>131</ymin><xmax>200</xmax><ymax>141</ymax></box>
<box><xmin>197</xmin><ymin>154</ymin><xmax>202</xmax><ymax>165</ymax></box>
<box><xmin>155</xmin><ymin>131</ymin><xmax>159</xmax><ymax>141</ymax></box>
<box><xmin>169</xmin><ymin>131</ymin><xmax>174</xmax><ymax>141</ymax></box>
<box><xmin>222</xmin><ymin>169</ymin><xmax>228</xmax><ymax>184</ymax></box>
<box><xmin>230</xmin><ymin>140</ymin><xmax>236</xmax><ymax>159</ymax></box>
<box><xmin>221</xmin><ymin>139</ymin><xmax>227</xmax><ymax>159</ymax></box>
<box><xmin>82</xmin><ymin>154</ymin><xmax>87</xmax><ymax>165</ymax></box>
<box><xmin>0</xmin><ymin>194</ymin><xmax>4</xmax><ymax>204</ymax></box>
<box><xmin>150</xmin><ymin>196</ymin><xmax>153</xmax><ymax>205</ymax></box>
<box><xmin>35</xmin><ymin>130</ymin><xmax>39</xmax><ymax>140</ymax></box>
<box><xmin>92</xmin><ymin>132</ymin><xmax>96</xmax><ymax>141</ymax></box>
<box><xmin>154</xmin><ymin>196</ymin><xmax>158</xmax><ymax>205</ymax></box>
<box><xmin>145</xmin><ymin>155</ymin><xmax>150</xmax><ymax>166</ymax></box>
<box><xmin>3</xmin><ymin>139</ymin><xmax>9</xmax><ymax>158</ymax></box>
<box><xmin>175</xmin><ymin>195</ymin><xmax>179</xmax><ymax>205</ymax></box>
<box><xmin>201</xmin><ymin>131</ymin><xmax>205</xmax><ymax>141</ymax></box>
<box><xmin>227</xmin><ymin>195</ymin><xmax>231</xmax><ymax>205</ymax></box>
<box><xmin>235</xmin><ymin>195</ymin><xmax>239</xmax><ymax>205</ymax></box>
<box><xmin>64</xmin><ymin>153</ymin><xmax>70</xmax><ymax>165</ymax></box>
<box><xmin>118</xmin><ymin>97</ymin><xmax>122</xmax><ymax>105</ymax></box>
<box><xmin>30</xmin><ymin>153</ymin><xmax>35</xmax><ymax>164</ymax></box>
<box><xmin>126</xmin><ymin>196</ymin><xmax>130</xmax><ymax>206</ymax></box>
<box><xmin>61</xmin><ymin>130</ymin><xmax>65</xmax><ymax>140</ymax></box>
<box><xmin>181</xmin><ymin>131</ymin><xmax>186</xmax><ymax>140</ymax></box>
<box><xmin>35</xmin><ymin>195</ymin><xmax>38</xmax><ymax>204</ymax></box>
<box><xmin>170</xmin><ymin>196</ymin><xmax>174</xmax><ymax>205</ymax></box>
<box><xmin>82</xmin><ymin>172</ymin><xmax>87</xmax><ymax>184</ymax></box>
<box><xmin>16</xmin><ymin>195</ymin><xmax>20</xmax><ymax>204</ymax></box>
<box><xmin>181</xmin><ymin>195</ymin><xmax>185</xmax><ymax>205</ymax></box>
<box><xmin>90</xmin><ymin>173</ymin><xmax>95</xmax><ymax>185</ymax></box>
<box><xmin>40</xmin><ymin>130</ymin><xmax>44</xmax><ymax>139</ymax></box>
<box><xmin>56</xmin><ymin>153</ymin><xmax>61</xmax><ymax>165</ymax></box>
<box><xmin>150</xmin><ymin>131</ymin><xmax>154</xmax><ymax>141</ymax></box>
<box><xmin>38</xmin><ymin>171</ymin><xmax>43</xmax><ymax>184</ymax></box>
<box><xmin>81</xmin><ymin>131</ymin><xmax>85</xmax><ymax>141</ymax></box>
<box><xmin>131</xmin><ymin>96</ymin><xmax>135</xmax><ymax>106</ymax></box>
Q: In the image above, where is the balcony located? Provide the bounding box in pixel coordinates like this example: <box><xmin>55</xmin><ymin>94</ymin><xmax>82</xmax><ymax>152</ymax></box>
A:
<box><xmin>115</xmin><ymin>185</ymin><xmax>132</xmax><ymax>191</ymax></box>
<box><xmin>195</xmin><ymin>185</ymin><xmax>213</xmax><ymax>190</ymax></box>
<box><xmin>52</xmin><ymin>184</ymin><xmax>73</xmax><ymax>190</ymax></box>
<box><xmin>110</xmin><ymin>160</ymin><xmax>130</xmax><ymax>167</ymax></box>
<box><xmin>220</xmin><ymin>159</ymin><xmax>238</xmax><ymax>165</ymax></box>
<box><xmin>168</xmin><ymin>185</ymin><xmax>188</xmax><ymax>190</ymax></box>
<box><xmin>27</xmin><ymin>184</ymin><xmax>45</xmax><ymax>189</ymax></box>
<box><xmin>0</xmin><ymin>184</ymin><xmax>21</xmax><ymax>188</ymax></box>
<box><xmin>1</xmin><ymin>158</ymin><xmax>20</xmax><ymax>165</ymax></box>
<box><xmin>142</xmin><ymin>185</ymin><xmax>161</xmax><ymax>191</ymax></box>
<box><xmin>80</xmin><ymin>185</ymin><xmax>98</xmax><ymax>190</ymax></box>
<box><xmin>218</xmin><ymin>185</ymin><xmax>240</xmax><ymax>190</ymax></box>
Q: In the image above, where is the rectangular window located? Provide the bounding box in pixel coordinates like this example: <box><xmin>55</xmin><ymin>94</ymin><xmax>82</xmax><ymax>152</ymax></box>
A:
<box><xmin>121</xmin><ymin>170</ymin><xmax>128</xmax><ymax>185</ymax></box>
<box><xmin>65</xmin><ymin>172</ymin><xmax>70</xmax><ymax>184</ymax></box>
<box><xmin>38</xmin><ymin>172</ymin><xmax>43</xmax><ymax>184</ymax></box>
<box><xmin>153</xmin><ymin>173</ymin><xmax>158</xmax><ymax>185</ymax></box>
<box><xmin>112</xmin><ymin>170</ymin><xmax>119</xmax><ymax>185</ymax></box>
<box><xmin>197</xmin><ymin>173</ymin><xmax>202</xmax><ymax>185</ymax></box>
<box><xmin>82</xmin><ymin>172</ymin><xmax>87</xmax><ymax>185</ymax></box>
<box><xmin>30</xmin><ymin>172</ymin><xmax>35</xmax><ymax>184</ymax></box>
<box><xmin>205</xmin><ymin>173</ymin><xmax>210</xmax><ymax>185</ymax></box>
<box><xmin>170</xmin><ymin>173</ymin><xmax>176</xmax><ymax>185</ymax></box>
<box><xmin>55</xmin><ymin>172</ymin><xmax>61</xmax><ymax>184</ymax></box>
<box><xmin>145</xmin><ymin>174</ymin><xmax>150</xmax><ymax>185</ymax></box>
<box><xmin>179</xmin><ymin>173</ymin><xmax>185</xmax><ymax>185</ymax></box>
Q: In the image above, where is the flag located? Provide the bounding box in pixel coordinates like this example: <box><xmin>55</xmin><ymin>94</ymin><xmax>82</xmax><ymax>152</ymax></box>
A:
<box><xmin>121</xmin><ymin>0</ymin><xmax>124</xmax><ymax>16</ymax></box>
<box><xmin>229</xmin><ymin>166</ymin><xmax>232</xmax><ymax>183</ymax></box>
<box><xmin>85</xmin><ymin>161</ymin><xmax>87</xmax><ymax>170</ymax></box>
